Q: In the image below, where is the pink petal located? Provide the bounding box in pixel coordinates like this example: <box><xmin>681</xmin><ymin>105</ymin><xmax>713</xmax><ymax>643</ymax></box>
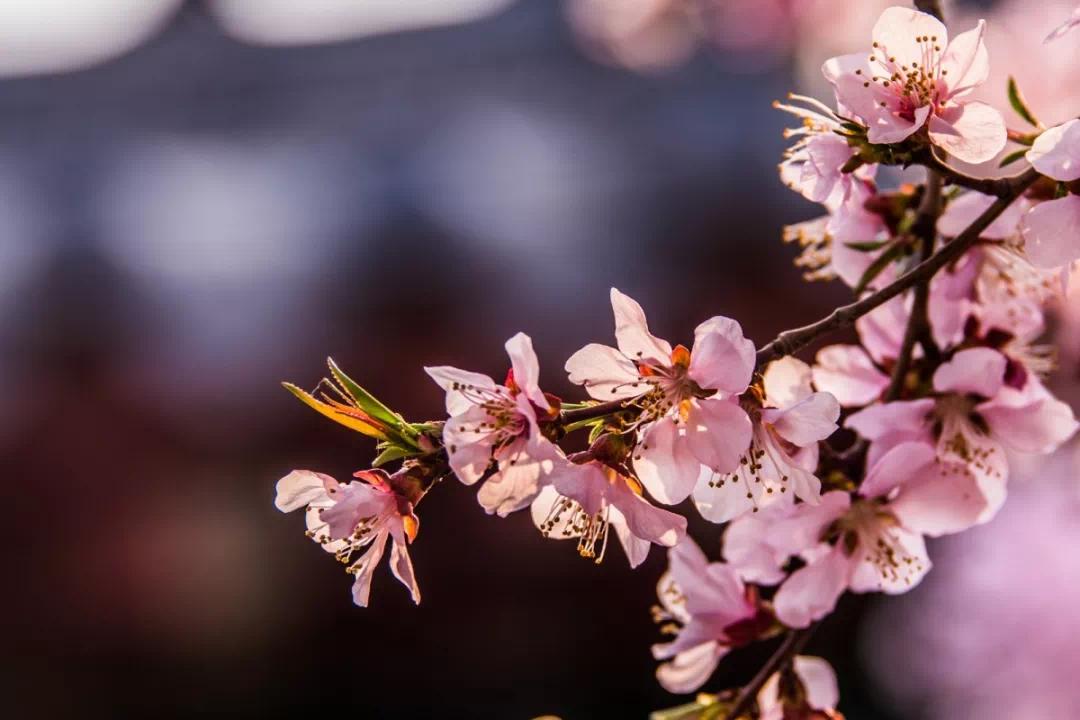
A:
<box><xmin>443</xmin><ymin>405</ymin><xmax>497</xmax><ymax>485</ymax></box>
<box><xmin>927</xmin><ymin>101</ymin><xmax>1007</xmax><ymax>164</ymax></box>
<box><xmin>939</xmin><ymin>20</ymin><xmax>989</xmax><ymax>98</ymax></box>
<box><xmin>939</xmin><ymin>191</ymin><xmax>1027</xmax><ymax>239</ymax></box>
<box><xmin>932</xmin><ymin>347</ymin><xmax>1007</xmax><ymax>397</ymax></box>
<box><xmin>890</xmin><ymin>461</ymin><xmax>988</xmax><ymax>536</ymax></box>
<box><xmin>564</xmin><ymin>342</ymin><xmax>643</xmax><ymax>400</ymax></box>
<box><xmin>800</xmin><ymin>134</ymin><xmax>854</xmax><ymax>204</ymax></box>
<box><xmin>274</xmin><ymin>469</ymin><xmax>336</xmax><ymax>511</ymax></box>
<box><xmin>424</xmin><ymin>365</ymin><xmax>500</xmax><ymax>415</ymax></box>
<box><xmin>687</xmin><ymin>315</ymin><xmax>755</xmax><ymax>394</ymax></box>
<box><xmin>761</xmin><ymin>392</ymin><xmax>840</xmax><ymax>447</ymax></box>
<box><xmin>684</xmin><ymin>397</ymin><xmax>753</xmax><ymax>474</ymax></box>
<box><xmin>793</xmin><ymin>656</ymin><xmax>840</xmax><ymax>711</ymax></box>
<box><xmin>610</xmin><ymin>287</ymin><xmax>672</xmax><ymax>365</ymax></box>
<box><xmin>635</xmin><ymin>417</ymin><xmax>702</xmax><ymax>505</ymax></box>
<box><xmin>480</xmin><ymin>435</ymin><xmax>558</xmax><ymax>516</ymax></box>
<box><xmin>871</xmin><ymin>7</ymin><xmax>949</xmax><ymax>72</ymax></box>
<box><xmin>609</xmin><ymin>479</ymin><xmax>687</xmax><ymax>549</ymax></box>
<box><xmin>1026</xmin><ymin>119</ymin><xmax>1080</xmax><ymax>182</ymax></box>
<box><xmin>812</xmin><ymin>345</ymin><xmax>888</xmax><ymax>407</ymax></box>
<box><xmin>849</xmin><ymin>525</ymin><xmax>930</xmax><ymax>594</ymax></box>
<box><xmin>530</xmin><ymin>485</ymin><xmax>579</xmax><ymax>539</ymax></box>
<box><xmin>979</xmin><ymin>383</ymin><xmax>1079</xmax><ymax>454</ymax></box>
<box><xmin>388</xmin><ymin>534</ymin><xmax>421</xmax><ymax>605</ymax></box>
<box><xmin>1021</xmin><ymin>196</ymin><xmax>1080</xmax><ymax>268</ymax></box>
<box><xmin>655</xmin><ymin>641</ymin><xmax>727</xmax><ymax>695</ymax></box>
<box><xmin>858</xmin><ymin>441</ymin><xmax>937</xmax><ymax>499</ymax></box>
<box><xmin>856</xmin><ymin>293</ymin><xmax>908</xmax><ymax>365</ymax></box>
<box><xmin>612</xmin><ymin>509</ymin><xmax>651</xmax><ymax>568</ymax></box>
<box><xmin>762</xmin><ymin>356</ymin><xmax>813</xmax><ymax>408</ymax></box>
<box><xmin>350</xmin><ymin>530</ymin><xmax>389</xmax><ymax>607</ymax></box>
<box><xmin>504</xmin><ymin>331</ymin><xmax>549</xmax><ymax>410</ymax></box>
<box><xmin>1046</xmin><ymin>6</ymin><xmax>1080</xmax><ymax>42</ymax></box>
<box><xmin>835</xmin><ymin>72</ymin><xmax>930</xmax><ymax>144</ymax></box>
<box><xmin>773</xmin><ymin>545</ymin><xmax>851</xmax><ymax>629</ymax></box>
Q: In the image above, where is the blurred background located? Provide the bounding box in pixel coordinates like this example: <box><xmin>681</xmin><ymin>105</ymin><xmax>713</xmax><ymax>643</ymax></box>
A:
<box><xmin>5</xmin><ymin>1</ymin><xmax>1079</xmax><ymax>717</ymax></box>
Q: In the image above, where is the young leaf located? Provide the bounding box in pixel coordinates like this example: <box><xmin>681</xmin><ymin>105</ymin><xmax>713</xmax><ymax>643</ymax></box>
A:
<box><xmin>1007</xmin><ymin>76</ymin><xmax>1041</xmax><ymax>128</ymax></box>
<box><xmin>327</xmin><ymin>357</ymin><xmax>416</xmax><ymax>437</ymax></box>
<box><xmin>999</xmin><ymin>148</ymin><xmax>1028</xmax><ymax>168</ymax></box>
<box><xmin>372</xmin><ymin>444</ymin><xmax>420</xmax><ymax>467</ymax></box>
<box><xmin>843</xmin><ymin>239</ymin><xmax>889</xmax><ymax>252</ymax></box>
<box><xmin>283</xmin><ymin>382</ymin><xmax>390</xmax><ymax>441</ymax></box>
<box><xmin>853</xmin><ymin>240</ymin><xmax>905</xmax><ymax>295</ymax></box>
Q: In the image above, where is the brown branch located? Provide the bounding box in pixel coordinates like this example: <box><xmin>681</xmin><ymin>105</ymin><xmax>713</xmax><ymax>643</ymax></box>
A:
<box><xmin>755</xmin><ymin>167</ymin><xmax>1039</xmax><ymax>369</ymax></box>
<box><xmin>558</xmin><ymin>398</ymin><xmax>632</xmax><ymax>424</ymax></box>
<box><xmin>883</xmin><ymin>171</ymin><xmax>942</xmax><ymax>400</ymax></box>
<box><xmin>914</xmin><ymin>148</ymin><xmax>1035</xmax><ymax>198</ymax></box>
<box><xmin>723</xmin><ymin>626</ymin><xmax>817</xmax><ymax>720</ymax></box>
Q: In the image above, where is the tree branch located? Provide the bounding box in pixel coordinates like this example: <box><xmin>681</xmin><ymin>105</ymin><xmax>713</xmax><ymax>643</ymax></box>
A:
<box><xmin>914</xmin><ymin>148</ymin><xmax>1035</xmax><ymax>198</ymax></box>
<box><xmin>723</xmin><ymin>626</ymin><xmax>816</xmax><ymax>720</ymax></box>
<box><xmin>883</xmin><ymin>171</ymin><xmax>942</xmax><ymax>400</ymax></box>
<box><xmin>913</xmin><ymin>0</ymin><xmax>944</xmax><ymax>20</ymax></box>
<box><xmin>755</xmin><ymin>167</ymin><xmax>1039</xmax><ymax>369</ymax></box>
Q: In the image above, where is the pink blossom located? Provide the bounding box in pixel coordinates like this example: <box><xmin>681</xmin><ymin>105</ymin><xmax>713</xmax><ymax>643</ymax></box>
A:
<box><xmin>846</xmin><ymin>348</ymin><xmax>1078</xmax><ymax>522</ymax></box>
<box><xmin>812</xmin><ymin>344</ymin><xmax>889</xmax><ymax>407</ymax></box>
<box><xmin>565</xmin><ymin>288</ymin><xmax>755</xmax><ymax>506</ymax></box>
<box><xmin>727</xmin><ymin>441</ymin><xmax>987</xmax><ymax>628</ymax></box>
<box><xmin>426</xmin><ymin>332</ymin><xmax>561</xmax><ymax>516</ymax></box>
<box><xmin>693</xmin><ymin>357</ymin><xmax>839</xmax><ymax>523</ymax></box>
<box><xmin>531</xmin><ymin>458</ymin><xmax>686</xmax><ymax>567</ymax></box>
<box><xmin>757</xmin><ymin>656</ymin><xmax>841</xmax><ymax>720</ymax></box>
<box><xmin>651</xmin><ymin>537</ymin><xmax>767</xmax><ymax>693</ymax></box>
<box><xmin>1046</xmin><ymin>4</ymin><xmax>1080</xmax><ymax>42</ymax></box>
<box><xmin>823</xmin><ymin>6</ymin><xmax>1006</xmax><ymax>163</ymax></box>
<box><xmin>1021</xmin><ymin>119</ymin><xmax>1080</xmax><ymax>268</ymax></box>
<box><xmin>275</xmin><ymin>469</ymin><xmax>421</xmax><ymax>607</ymax></box>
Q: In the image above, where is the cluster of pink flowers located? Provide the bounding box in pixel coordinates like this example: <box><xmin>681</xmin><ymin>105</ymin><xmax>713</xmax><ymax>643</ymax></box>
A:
<box><xmin>274</xmin><ymin>4</ymin><xmax>1080</xmax><ymax>716</ymax></box>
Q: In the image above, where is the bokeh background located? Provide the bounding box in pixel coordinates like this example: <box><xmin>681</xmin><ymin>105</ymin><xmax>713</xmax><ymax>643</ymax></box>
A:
<box><xmin>5</xmin><ymin>1</ymin><xmax>1080</xmax><ymax>718</ymax></box>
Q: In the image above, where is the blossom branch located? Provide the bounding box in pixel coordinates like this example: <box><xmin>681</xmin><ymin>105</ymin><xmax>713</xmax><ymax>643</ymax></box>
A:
<box><xmin>914</xmin><ymin>148</ymin><xmax>1038</xmax><ymax>198</ymax></box>
<box><xmin>755</xmin><ymin>166</ymin><xmax>1039</xmax><ymax>367</ymax></box>
<box><xmin>883</xmin><ymin>171</ymin><xmax>943</xmax><ymax>401</ymax></box>
<box><xmin>723</xmin><ymin>626</ymin><xmax>817</xmax><ymax>720</ymax></box>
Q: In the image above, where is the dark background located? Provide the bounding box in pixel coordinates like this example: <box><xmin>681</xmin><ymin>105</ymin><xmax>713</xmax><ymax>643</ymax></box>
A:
<box><xmin>2</xmin><ymin>1</ymin><xmax>1045</xmax><ymax>717</ymax></box>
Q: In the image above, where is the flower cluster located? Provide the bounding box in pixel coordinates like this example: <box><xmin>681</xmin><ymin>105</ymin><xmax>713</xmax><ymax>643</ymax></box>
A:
<box><xmin>274</xmin><ymin>4</ymin><xmax>1080</xmax><ymax>717</ymax></box>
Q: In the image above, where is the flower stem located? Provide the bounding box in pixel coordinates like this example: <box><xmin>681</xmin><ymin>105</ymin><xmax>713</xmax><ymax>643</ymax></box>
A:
<box><xmin>723</xmin><ymin>625</ymin><xmax>817</xmax><ymax>720</ymax></box>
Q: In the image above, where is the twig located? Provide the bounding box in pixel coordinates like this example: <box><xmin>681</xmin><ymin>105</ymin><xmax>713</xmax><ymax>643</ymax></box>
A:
<box><xmin>883</xmin><ymin>171</ymin><xmax>942</xmax><ymax>400</ymax></box>
<box><xmin>913</xmin><ymin>0</ymin><xmax>944</xmax><ymax>20</ymax></box>
<box><xmin>755</xmin><ymin>167</ymin><xmax>1039</xmax><ymax>369</ymax></box>
<box><xmin>914</xmin><ymin>148</ymin><xmax>1033</xmax><ymax>198</ymax></box>
<box><xmin>723</xmin><ymin>626</ymin><xmax>816</xmax><ymax>720</ymax></box>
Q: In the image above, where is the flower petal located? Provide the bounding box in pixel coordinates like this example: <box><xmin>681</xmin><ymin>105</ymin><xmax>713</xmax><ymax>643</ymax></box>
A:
<box><xmin>655</xmin><ymin>641</ymin><xmax>727</xmax><ymax>695</ymax></box>
<box><xmin>940</xmin><ymin>20</ymin><xmax>989</xmax><ymax>98</ymax></box>
<box><xmin>1026</xmin><ymin>118</ymin><xmax>1080</xmax><ymax>182</ymax></box>
<box><xmin>979</xmin><ymin>382</ymin><xmax>1079</xmax><ymax>454</ymax></box>
<box><xmin>275</xmin><ymin>469</ymin><xmax>336</xmax><ymax>511</ymax></box>
<box><xmin>389</xmin><ymin>533</ymin><xmax>421</xmax><ymax>605</ymax></box>
<box><xmin>890</xmin><ymin>460</ymin><xmax>988</xmax><ymax>536</ymax></box>
<box><xmin>939</xmin><ymin>191</ymin><xmax>1026</xmax><ymax>240</ymax></box>
<box><xmin>927</xmin><ymin>101</ymin><xmax>1007</xmax><ymax>164</ymax></box>
<box><xmin>424</xmin><ymin>365</ymin><xmax>500</xmax><ymax>415</ymax></box>
<box><xmin>504</xmin><ymin>331</ymin><xmax>550</xmax><ymax>410</ymax></box>
<box><xmin>774</xmin><ymin>545</ymin><xmax>851</xmax><ymax>629</ymax></box>
<box><xmin>872</xmin><ymin>7</ymin><xmax>948</xmax><ymax>72</ymax></box>
<box><xmin>1021</xmin><ymin>196</ymin><xmax>1080</xmax><ymax>268</ymax></box>
<box><xmin>635</xmin><ymin>417</ymin><xmax>702</xmax><ymax>505</ymax></box>
<box><xmin>858</xmin><ymin>440</ymin><xmax>937</xmax><ymax>499</ymax></box>
<box><xmin>610</xmin><ymin>287</ymin><xmax>672</xmax><ymax>365</ymax></box>
<box><xmin>932</xmin><ymin>347</ymin><xmax>1007</xmax><ymax>397</ymax></box>
<box><xmin>684</xmin><ymin>397</ymin><xmax>753</xmax><ymax>474</ymax></box>
<box><xmin>761</xmin><ymin>392</ymin><xmax>840</xmax><ymax>447</ymax></box>
<box><xmin>687</xmin><ymin>315</ymin><xmax>755</xmax><ymax>394</ymax></box>
<box><xmin>564</xmin><ymin>342</ymin><xmax>643</xmax><ymax>400</ymax></box>
<box><xmin>762</xmin><ymin>356</ymin><xmax>814</xmax><ymax>408</ymax></box>
<box><xmin>350</xmin><ymin>530</ymin><xmax>389</xmax><ymax>607</ymax></box>
<box><xmin>812</xmin><ymin>345</ymin><xmax>888</xmax><ymax>407</ymax></box>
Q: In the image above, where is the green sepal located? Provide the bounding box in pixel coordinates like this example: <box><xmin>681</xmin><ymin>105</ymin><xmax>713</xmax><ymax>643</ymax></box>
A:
<box><xmin>998</xmin><ymin>148</ymin><xmax>1028</xmax><ymax>168</ymax></box>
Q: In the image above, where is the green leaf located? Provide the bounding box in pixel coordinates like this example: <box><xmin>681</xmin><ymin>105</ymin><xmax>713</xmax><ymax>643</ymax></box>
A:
<box><xmin>854</xmin><ymin>240</ymin><xmax>905</xmax><ymax>295</ymax></box>
<box><xmin>327</xmin><ymin>357</ymin><xmax>416</xmax><ymax>437</ymax></box>
<box><xmin>843</xmin><ymin>239</ymin><xmax>889</xmax><ymax>252</ymax></box>
<box><xmin>998</xmin><ymin>148</ymin><xmax>1028</xmax><ymax>168</ymax></box>
<box><xmin>372</xmin><ymin>444</ymin><xmax>420</xmax><ymax>467</ymax></box>
<box><xmin>1007</xmin><ymin>76</ymin><xmax>1040</xmax><ymax>128</ymax></box>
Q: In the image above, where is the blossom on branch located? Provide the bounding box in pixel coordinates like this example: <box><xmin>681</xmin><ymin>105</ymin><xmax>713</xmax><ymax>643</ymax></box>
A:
<box><xmin>823</xmin><ymin>6</ymin><xmax>1006</xmax><ymax>163</ymax></box>
<box><xmin>531</xmin><ymin>456</ymin><xmax>686</xmax><ymax>567</ymax></box>
<box><xmin>275</xmin><ymin>468</ymin><xmax>421</xmax><ymax>607</ymax></box>
<box><xmin>757</xmin><ymin>655</ymin><xmax>841</xmax><ymax>720</ymax></box>
<box><xmin>426</xmin><ymin>332</ymin><xmax>561</xmax><ymax>516</ymax></box>
<box><xmin>651</xmin><ymin>537</ymin><xmax>772</xmax><ymax>694</ymax></box>
<box><xmin>566</xmin><ymin>288</ymin><xmax>755</xmax><ymax>505</ymax></box>
<box><xmin>1021</xmin><ymin>119</ymin><xmax>1080</xmax><ymax>268</ymax></box>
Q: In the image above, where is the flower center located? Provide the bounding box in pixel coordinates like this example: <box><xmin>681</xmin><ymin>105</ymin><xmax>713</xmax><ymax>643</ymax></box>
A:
<box><xmin>860</xmin><ymin>34</ymin><xmax>946</xmax><ymax>113</ymax></box>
